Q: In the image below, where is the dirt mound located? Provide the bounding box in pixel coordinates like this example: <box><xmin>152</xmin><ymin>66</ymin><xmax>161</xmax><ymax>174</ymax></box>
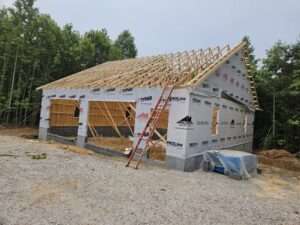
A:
<box><xmin>258</xmin><ymin>149</ymin><xmax>300</xmax><ymax>172</ymax></box>
<box><xmin>259</xmin><ymin>149</ymin><xmax>293</xmax><ymax>159</ymax></box>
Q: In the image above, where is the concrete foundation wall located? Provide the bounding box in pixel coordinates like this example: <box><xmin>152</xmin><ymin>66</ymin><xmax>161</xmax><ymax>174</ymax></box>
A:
<box><xmin>77</xmin><ymin>135</ymin><xmax>87</xmax><ymax>148</ymax></box>
<box><xmin>47</xmin><ymin>133</ymin><xmax>76</xmax><ymax>145</ymax></box>
<box><xmin>87</xmin><ymin>126</ymin><xmax>133</xmax><ymax>138</ymax></box>
<box><xmin>38</xmin><ymin>127</ymin><xmax>48</xmax><ymax>141</ymax></box>
<box><xmin>85</xmin><ymin>143</ymin><xmax>126</xmax><ymax>157</ymax></box>
<box><xmin>167</xmin><ymin>155</ymin><xmax>203</xmax><ymax>172</ymax></box>
<box><xmin>48</xmin><ymin>127</ymin><xmax>78</xmax><ymax>137</ymax></box>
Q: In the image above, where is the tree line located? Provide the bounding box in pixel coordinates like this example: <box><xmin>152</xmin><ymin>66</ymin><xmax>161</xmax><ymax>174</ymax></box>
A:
<box><xmin>0</xmin><ymin>0</ymin><xmax>137</xmax><ymax>125</ymax></box>
<box><xmin>252</xmin><ymin>38</ymin><xmax>300</xmax><ymax>152</ymax></box>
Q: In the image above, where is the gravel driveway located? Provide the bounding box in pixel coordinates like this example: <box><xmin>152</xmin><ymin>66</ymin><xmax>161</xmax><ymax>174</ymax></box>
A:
<box><xmin>0</xmin><ymin>135</ymin><xmax>300</xmax><ymax>225</ymax></box>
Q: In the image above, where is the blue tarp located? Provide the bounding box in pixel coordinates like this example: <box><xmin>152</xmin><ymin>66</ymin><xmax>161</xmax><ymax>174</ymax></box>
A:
<box><xmin>202</xmin><ymin>150</ymin><xmax>257</xmax><ymax>179</ymax></box>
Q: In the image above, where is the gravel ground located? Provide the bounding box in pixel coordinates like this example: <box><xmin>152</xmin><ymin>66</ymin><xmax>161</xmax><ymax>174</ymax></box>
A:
<box><xmin>0</xmin><ymin>135</ymin><xmax>300</xmax><ymax>225</ymax></box>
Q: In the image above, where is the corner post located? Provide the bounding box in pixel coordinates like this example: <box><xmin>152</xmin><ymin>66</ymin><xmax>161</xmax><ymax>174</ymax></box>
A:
<box><xmin>76</xmin><ymin>97</ymin><xmax>89</xmax><ymax>147</ymax></box>
<box><xmin>166</xmin><ymin>88</ymin><xmax>192</xmax><ymax>171</ymax></box>
<box><xmin>38</xmin><ymin>91</ymin><xmax>50</xmax><ymax>140</ymax></box>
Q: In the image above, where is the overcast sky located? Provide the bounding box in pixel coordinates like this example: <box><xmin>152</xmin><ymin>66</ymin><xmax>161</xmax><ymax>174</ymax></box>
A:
<box><xmin>1</xmin><ymin>0</ymin><xmax>300</xmax><ymax>59</ymax></box>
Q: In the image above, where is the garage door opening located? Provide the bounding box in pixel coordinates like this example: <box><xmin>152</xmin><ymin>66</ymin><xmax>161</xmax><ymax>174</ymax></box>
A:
<box><xmin>87</xmin><ymin>101</ymin><xmax>169</xmax><ymax>161</ymax></box>
<box><xmin>87</xmin><ymin>101</ymin><xmax>136</xmax><ymax>153</ymax></box>
<box><xmin>49</xmin><ymin>99</ymin><xmax>80</xmax><ymax>142</ymax></box>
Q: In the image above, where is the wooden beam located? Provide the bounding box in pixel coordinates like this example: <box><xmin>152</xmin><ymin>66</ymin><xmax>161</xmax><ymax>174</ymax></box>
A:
<box><xmin>88</xmin><ymin>123</ymin><xmax>97</xmax><ymax>137</ymax></box>
<box><xmin>94</xmin><ymin>102</ymin><xmax>111</xmax><ymax>124</ymax></box>
<box><xmin>154</xmin><ymin>130</ymin><xmax>167</xmax><ymax>143</ymax></box>
<box><xmin>118</xmin><ymin>103</ymin><xmax>134</xmax><ymax>136</ymax></box>
<box><xmin>102</xmin><ymin>102</ymin><xmax>123</xmax><ymax>137</ymax></box>
<box><xmin>92</xmin><ymin>102</ymin><xmax>124</xmax><ymax>136</ymax></box>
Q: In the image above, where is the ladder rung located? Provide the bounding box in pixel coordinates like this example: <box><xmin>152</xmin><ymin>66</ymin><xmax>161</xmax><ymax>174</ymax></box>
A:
<box><xmin>127</xmin><ymin>164</ymin><xmax>139</xmax><ymax>169</ymax></box>
<box><xmin>133</xmin><ymin>150</ymin><xmax>143</xmax><ymax>155</ymax></box>
<box><xmin>133</xmin><ymin>157</ymin><xmax>142</xmax><ymax>162</ymax></box>
<box><xmin>133</xmin><ymin>153</ymin><xmax>143</xmax><ymax>158</ymax></box>
<box><xmin>133</xmin><ymin>149</ymin><xmax>143</xmax><ymax>154</ymax></box>
<box><xmin>152</xmin><ymin>114</ymin><xmax>161</xmax><ymax>118</ymax></box>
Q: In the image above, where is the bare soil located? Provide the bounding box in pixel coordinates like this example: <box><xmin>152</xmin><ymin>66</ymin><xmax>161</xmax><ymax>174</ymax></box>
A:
<box><xmin>0</xmin><ymin>127</ymin><xmax>38</xmax><ymax>138</ymax></box>
<box><xmin>258</xmin><ymin>149</ymin><xmax>300</xmax><ymax>172</ymax></box>
<box><xmin>0</xmin><ymin>131</ymin><xmax>300</xmax><ymax>225</ymax></box>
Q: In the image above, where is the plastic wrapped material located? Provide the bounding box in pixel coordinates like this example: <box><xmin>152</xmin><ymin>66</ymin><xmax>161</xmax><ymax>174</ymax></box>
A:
<box><xmin>202</xmin><ymin>150</ymin><xmax>257</xmax><ymax>180</ymax></box>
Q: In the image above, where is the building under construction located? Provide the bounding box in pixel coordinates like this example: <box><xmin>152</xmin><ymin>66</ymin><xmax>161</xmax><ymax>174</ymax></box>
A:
<box><xmin>37</xmin><ymin>41</ymin><xmax>259</xmax><ymax>171</ymax></box>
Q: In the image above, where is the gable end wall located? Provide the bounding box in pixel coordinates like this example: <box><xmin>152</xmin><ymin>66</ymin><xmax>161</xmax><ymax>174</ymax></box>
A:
<box><xmin>184</xmin><ymin>49</ymin><xmax>255</xmax><ymax>158</ymax></box>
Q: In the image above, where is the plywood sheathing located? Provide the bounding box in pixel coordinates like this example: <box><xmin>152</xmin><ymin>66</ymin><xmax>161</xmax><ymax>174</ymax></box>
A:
<box><xmin>49</xmin><ymin>99</ymin><xmax>79</xmax><ymax>127</ymax></box>
<box><xmin>88</xmin><ymin>101</ymin><xmax>136</xmax><ymax>128</ymax></box>
<box><xmin>87</xmin><ymin>102</ymin><xmax>136</xmax><ymax>150</ymax></box>
<box><xmin>151</xmin><ymin>108</ymin><xmax>169</xmax><ymax>129</ymax></box>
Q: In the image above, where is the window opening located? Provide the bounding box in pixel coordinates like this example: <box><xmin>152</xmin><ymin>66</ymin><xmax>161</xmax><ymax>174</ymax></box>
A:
<box><xmin>230</xmin><ymin>119</ymin><xmax>235</xmax><ymax>128</ymax></box>
<box><xmin>211</xmin><ymin>106</ymin><xmax>220</xmax><ymax>135</ymax></box>
<box><xmin>244</xmin><ymin>114</ymin><xmax>248</xmax><ymax>134</ymax></box>
<box><xmin>74</xmin><ymin>106</ymin><xmax>80</xmax><ymax>118</ymax></box>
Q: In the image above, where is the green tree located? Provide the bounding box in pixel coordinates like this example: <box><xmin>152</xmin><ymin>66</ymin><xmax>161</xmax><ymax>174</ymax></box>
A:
<box><xmin>0</xmin><ymin>0</ymin><xmax>139</xmax><ymax>126</ymax></box>
<box><xmin>114</xmin><ymin>30</ymin><xmax>137</xmax><ymax>59</ymax></box>
<box><xmin>255</xmin><ymin>40</ymin><xmax>300</xmax><ymax>152</ymax></box>
<box><xmin>54</xmin><ymin>24</ymin><xmax>81</xmax><ymax>77</ymax></box>
<box><xmin>108</xmin><ymin>45</ymin><xmax>123</xmax><ymax>61</ymax></box>
<box><xmin>84</xmin><ymin>29</ymin><xmax>111</xmax><ymax>65</ymax></box>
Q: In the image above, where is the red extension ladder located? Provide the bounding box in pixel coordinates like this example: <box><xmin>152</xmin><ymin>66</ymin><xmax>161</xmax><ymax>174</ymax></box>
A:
<box><xmin>126</xmin><ymin>85</ymin><xmax>174</xmax><ymax>169</ymax></box>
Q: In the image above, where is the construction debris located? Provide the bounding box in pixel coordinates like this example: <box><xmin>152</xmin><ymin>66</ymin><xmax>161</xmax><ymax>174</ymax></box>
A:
<box><xmin>31</xmin><ymin>153</ymin><xmax>47</xmax><ymax>160</ymax></box>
